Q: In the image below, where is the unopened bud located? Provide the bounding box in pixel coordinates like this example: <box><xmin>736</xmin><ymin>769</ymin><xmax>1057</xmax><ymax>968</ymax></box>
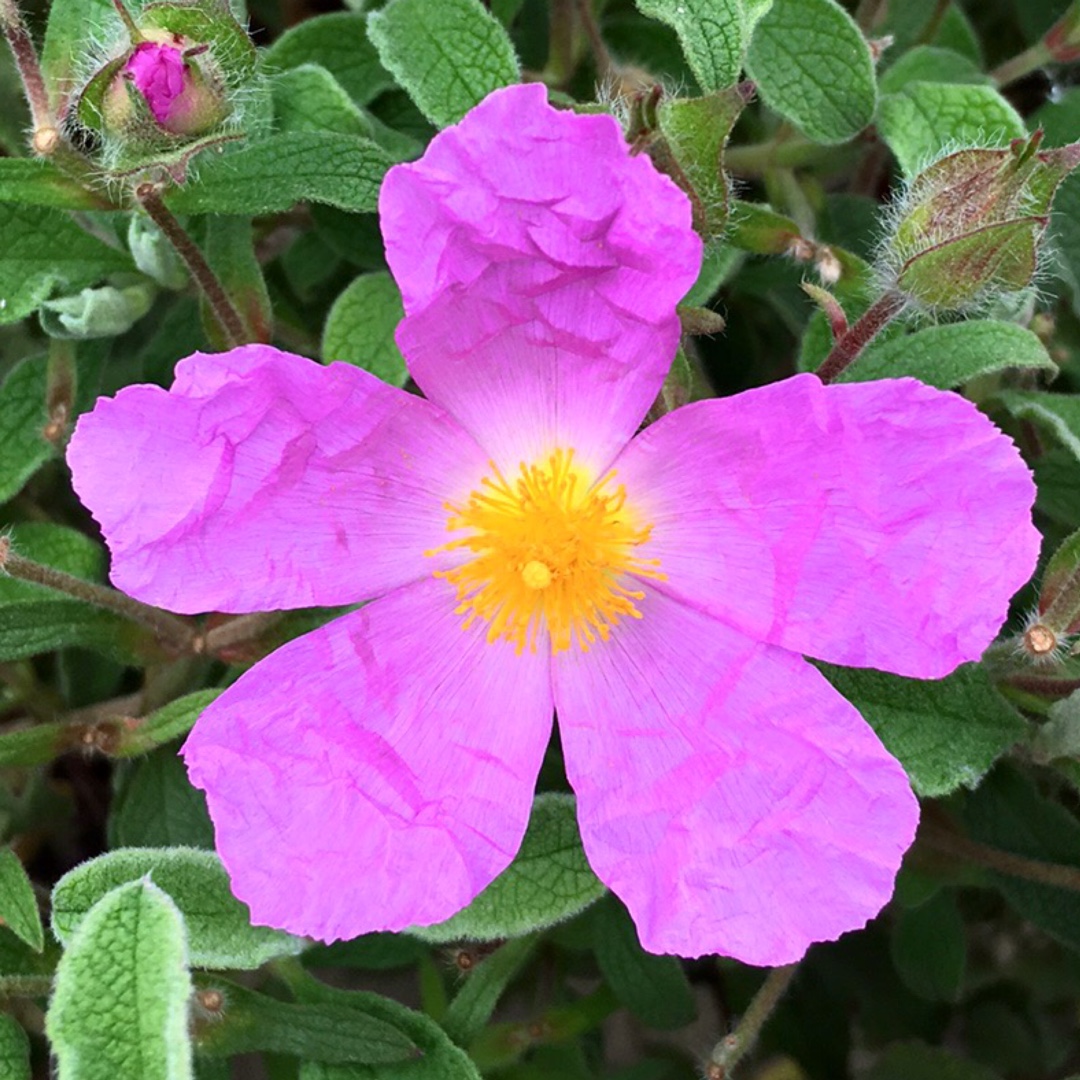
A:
<box><xmin>1038</xmin><ymin>525</ymin><xmax>1080</xmax><ymax>637</ymax></box>
<box><xmin>882</xmin><ymin>131</ymin><xmax>1080</xmax><ymax>310</ymax></box>
<box><xmin>32</xmin><ymin>125</ymin><xmax>60</xmax><ymax>156</ymax></box>
<box><xmin>1024</xmin><ymin>622</ymin><xmax>1059</xmax><ymax>659</ymax></box>
<box><xmin>39</xmin><ymin>283</ymin><xmax>155</xmax><ymax>340</ymax></box>
<box><xmin>1045</xmin><ymin>1</ymin><xmax>1080</xmax><ymax>63</ymax></box>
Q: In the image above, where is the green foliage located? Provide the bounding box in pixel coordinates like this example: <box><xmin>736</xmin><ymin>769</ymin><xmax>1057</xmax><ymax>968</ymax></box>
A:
<box><xmin>822</xmin><ymin>664</ymin><xmax>1027</xmax><ymax>798</ymax></box>
<box><xmin>368</xmin><ymin>0</ymin><xmax>519</xmax><ymax>128</ymax></box>
<box><xmin>839</xmin><ymin>320</ymin><xmax>1058</xmax><ymax>387</ymax></box>
<box><xmin>890</xmin><ymin>891</ymin><xmax>966</xmax><ymax>1002</ymax></box>
<box><xmin>633</xmin><ymin>0</ymin><xmax>745</xmax><ymax>91</ymax></box>
<box><xmin>866</xmin><ymin>1042</ymin><xmax>1002</xmax><ymax>1080</ymax></box>
<box><xmin>0</xmin><ymin>848</ymin><xmax>44</xmax><ymax>952</ymax></box>
<box><xmin>878</xmin><ymin>84</ymin><xmax>1026</xmax><ymax>179</ymax></box>
<box><xmin>51</xmin><ymin>849</ymin><xmax>304</xmax><ymax>969</ymax></box>
<box><xmin>409</xmin><ymin>794</ymin><xmax>606</xmax><ymax>943</ymax></box>
<box><xmin>997</xmin><ymin>391</ymin><xmax>1080</xmax><ymax>463</ymax></box>
<box><xmin>0</xmin><ymin>357</ymin><xmax>55</xmax><ymax>503</ymax></box>
<box><xmin>442</xmin><ymin>936</ymin><xmax>538</xmax><ymax>1046</ymax></box>
<box><xmin>0</xmin><ymin>1013</ymin><xmax>31</xmax><ymax>1080</ymax></box>
<box><xmin>0</xmin><ymin>160</ymin><xmax>107</xmax><ymax>210</ymax></box>
<box><xmin>321</xmin><ymin>272</ymin><xmax>408</xmax><ymax>385</ymax></box>
<box><xmin>746</xmin><ymin>0</ymin><xmax>876</xmax><ymax>144</ymax></box>
<box><xmin>46</xmin><ymin>879</ymin><xmax>194</xmax><ymax>1080</ymax></box>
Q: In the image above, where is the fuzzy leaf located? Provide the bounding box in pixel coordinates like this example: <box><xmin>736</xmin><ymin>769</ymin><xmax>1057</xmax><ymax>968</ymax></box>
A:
<box><xmin>996</xmin><ymin>390</ymin><xmax>1080</xmax><ymax>463</ymax></box>
<box><xmin>109</xmin><ymin>749</ymin><xmax>216</xmax><ymax>851</ymax></box>
<box><xmin>878</xmin><ymin>83</ymin><xmax>1026</xmax><ymax>178</ymax></box>
<box><xmin>192</xmin><ymin>975</ymin><xmax>420</xmax><ymax>1064</ymax></box>
<box><xmin>0</xmin><ymin>1013</ymin><xmax>30</xmax><ymax>1080</ymax></box>
<box><xmin>0</xmin><ymin>205</ymin><xmax>135</xmax><ymax>326</ymax></box>
<box><xmin>46</xmin><ymin>880</ymin><xmax>193</xmax><ymax>1080</ymax></box>
<box><xmin>746</xmin><ymin>0</ymin><xmax>876</xmax><ymax>144</ymax></box>
<box><xmin>262</xmin><ymin>12</ymin><xmax>395</xmax><ymax>106</ymax></box>
<box><xmin>113</xmin><ymin>692</ymin><xmax>223</xmax><ymax>760</ymax></box>
<box><xmin>443</xmin><ymin>937</ymin><xmax>538</xmax><ymax>1046</ymax></box>
<box><xmin>963</xmin><ymin>766</ymin><xmax>1080</xmax><ymax>954</ymax></box>
<box><xmin>408</xmin><ymin>794</ymin><xmax>605</xmax><ymax>943</ymax></box>
<box><xmin>633</xmin><ymin>0</ymin><xmax>745</xmax><ymax>90</ymax></box>
<box><xmin>368</xmin><ymin>0</ymin><xmax>519</xmax><ymax>128</ymax></box>
<box><xmin>591</xmin><ymin>897</ymin><xmax>696</xmax><ymax>1030</ymax></box>
<box><xmin>890</xmin><ymin>891</ymin><xmax>966</xmax><ymax>1002</ymax></box>
<box><xmin>822</xmin><ymin>664</ymin><xmax>1026</xmax><ymax>798</ymax></box>
<box><xmin>40</xmin><ymin>0</ymin><xmax>119</xmax><ymax>109</ymax></box>
<box><xmin>51</xmin><ymin>848</ymin><xmax>304</xmax><ymax>969</ymax></box>
<box><xmin>0</xmin><ymin>849</ymin><xmax>43</xmax><ymax>953</ymax></box>
<box><xmin>272</xmin><ymin>65</ymin><xmax>374</xmax><ymax>138</ymax></box>
<box><xmin>878</xmin><ymin>46</ymin><xmax>991</xmax><ymax>95</ymax></box>
<box><xmin>0</xmin><ymin>160</ymin><xmax>108</xmax><ymax>211</ymax></box>
<box><xmin>322</xmin><ymin>272</ymin><xmax>408</xmax><ymax>386</ymax></box>
<box><xmin>167</xmin><ymin>133</ymin><xmax>394</xmax><ymax>215</ymax></box>
<box><xmin>201</xmin><ymin>216</ymin><xmax>273</xmax><ymax>346</ymax></box>
<box><xmin>0</xmin><ymin>357</ymin><xmax>54</xmax><ymax>503</ymax></box>
<box><xmin>839</xmin><ymin>320</ymin><xmax>1058</xmax><ymax>387</ymax></box>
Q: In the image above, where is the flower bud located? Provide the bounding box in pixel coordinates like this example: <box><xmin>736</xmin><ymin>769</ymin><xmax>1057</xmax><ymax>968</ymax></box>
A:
<box><xmin>881</xmin><ymin>131</ymin><xmax>1080</xmax><ymax>310</ymax></box>
<box><xmin>1044</xmin><ymin>1</ymin><xmax>1080</xmax><ymax>63</ymax></box>
<box><xmin>39</xmin><ymin>282</ymin><xmax>155</xmax><ymax>339</ymax></box>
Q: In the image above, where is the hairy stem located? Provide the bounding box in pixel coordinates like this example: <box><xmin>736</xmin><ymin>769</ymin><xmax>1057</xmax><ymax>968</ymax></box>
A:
<box><xmin>723</xmin><ymin>136</ymin><xmax>839</xmax><ymax>177</ymax></box>
<box><xmin>0</xmin><ymin>0</ymin><xmax>51</xmax><ymax>131</ymax></box>
<box><xmin>854</xmin><ymin>0</ymin><xmax>888</xmax><ymax>32</ymax></box>
<box><xmin>707</xmin><ymin>964</ymin><xmax>799</xmax><ymax>1078</ymax></box>
<box><xmin>137</xmin><ymin>185</ymin><xmax>248</xmax><ymax>348</ymax></box>
<box><xmin>575</xmin><ymin>0</ymin><xmax>614</xmax><ymax>82</ymax></box>
<box><xmin>816</xmin><ymin>291</ymin><xmax>907</xmax><ymax>383</ymax></box>
<box><xmin>992</xmin><ymin>42</ymin><xmax>1052</xmax><ymax>87</ymax></box>
<box><xmin>0</xmin><ymin>536</ymin><xmax>195</xmax><ymax>652</ymax></box>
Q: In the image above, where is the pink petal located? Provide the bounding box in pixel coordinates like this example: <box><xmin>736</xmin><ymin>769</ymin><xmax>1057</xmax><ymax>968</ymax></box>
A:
<box><xmin>126</xmin><ymin>42</ymin><xmax>187</xmax><ymax>125</ymax></box>
<box><xmin>381</xmin><ymin>84</ymin><xmax>701</xmax><ymax>472</ymax></box>
<box><xmin>67</xmin><ymin>345</ymin><xmax>489</xmax><ymax>614</ymax></box>
<box><xmin>396</xmin><ymin>290</ymin><xmax>682</xmax><ymax>476</ymax></box>
<box><xmin>613</xmin><ymin>374</ymin><xmax>1038</xmax><ymax>678</ymax></box>
<box><xmin>554</xmin><ymin>585</ymin><xmax>918</xmax><ymax>965</ymax></box>
<box><xmin>182</xmin><ymin>576</ymin><xmax>554</xmax><ymax>940</ymax></box>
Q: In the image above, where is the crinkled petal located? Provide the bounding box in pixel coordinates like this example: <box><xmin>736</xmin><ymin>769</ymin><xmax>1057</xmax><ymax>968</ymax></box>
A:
<box><xmin>68</xmin><ymin>345</ymin><xmax>489</xmax><ymax>614</ymax></box>
<box><xmin>183</xmin><ymin>576</ymin><xmax>554</xmax><ymax>940</ymax></box>
<box><xmin>382</xmin><ymin>83</ymin><xmax>701</xmax><ymax>473</ymax></box>
<box><xmin>396</xmin><ymin>290</ymin><xmax>682</xmax><ymax>475</ymax></box>
<box><xmin>554</xmin><ymin>584</ymin><xmax>918</xmax><ymax>965</ymax></box>
<box><xmin>613</xmin><ymin>374</ymin><xmax>1038</xmax><ymax>678</ymax></box>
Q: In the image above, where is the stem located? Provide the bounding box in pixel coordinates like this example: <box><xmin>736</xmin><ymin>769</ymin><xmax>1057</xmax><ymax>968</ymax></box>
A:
<box><xmin>922</xmin><ymin>822</ymin><xmax>1080</xmax><ymax>893</ymax></box>
<box><xmin>547</xmin><ymin>0</ymin><xmax>576</xmax><ymax>84</ymax></box>
<box><xmin>0</xmin><ymin>536</ymin><xmax>196</xmax><ymax>652</ymax></box>
<box><xmin>854</xmin><ymin>0</ymin><xmax>888</xmax><ymax>32</ymax></box>
<box><xmin>992</xmin><ymin>41</ymin><xmax>1053</xmax><ymax>87</ymax></box>
<box><xmin>136</xmin><ymin>186</ymin><xmax>248</xmax><ymax>348</ymax></box>
<box><xmin>200</xmin><ymin>612</ymin><xmax>283</xmax><ymax>655</ymax></box>
<box><xmin>575</xmin><ymin>0</ymin><xmax>614</xmax><ymax>82</ymax></box>
<box><xmin>0</xmin><ymin>0</ymin><xmax>51</xmax><ymax>132</ymax></box>
<box><xmin>43</xmin><ymin>338</ymin><xmax>77</xmax><ymax>448</ymax></box>
<box><xmin>707</xmin><ymin>964</ymin><xmax>799</xmax><ymax>1078</ymax></box>
<box><xmin>816</xmin><ymin>291</ymin><xmax>907</xmax><ymax>383</ymax></box>
<box><xmin>723</xmin><ymin>137</ymin><xmax>837</xmax><ymax>176</ymax></box>
<box><xmin>916</xmin><ymin>0</ymin><xmax>949</xmax><ymax>45</ymax></box>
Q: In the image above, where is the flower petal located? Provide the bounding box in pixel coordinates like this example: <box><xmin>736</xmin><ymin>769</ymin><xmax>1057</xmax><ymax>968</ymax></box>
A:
<box><xmin>614</xmin><ymin>374</ymin><xmax>1038</xmax><ymax>678</ymax></box>
<box><xmin>554</xmin><ymin>585</ymin><xmax>918</xmax><ymax>965</ymax></box>
<box><xmin>382</xmin><ymin>83</ymin><xmax>701</xmax><ymax>473</ymax></box>
<box><xmin>182</xmin><ymin>576</ymin><xmax>554</xmax><ymax>940</ymax></box>
<box><xmin>67</xmin><ymin>345</ymin><xmax>489</xmax><ymax>614</ymax></box>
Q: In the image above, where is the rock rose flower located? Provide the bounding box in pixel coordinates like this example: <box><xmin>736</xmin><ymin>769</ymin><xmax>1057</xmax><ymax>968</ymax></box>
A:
<box><xmin>67</xmin><ymin>85</ymin><xmax>1039</xmax><ymax>965</ymax></box>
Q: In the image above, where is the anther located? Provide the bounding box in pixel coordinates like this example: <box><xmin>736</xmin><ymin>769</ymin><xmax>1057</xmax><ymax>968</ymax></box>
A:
<box><xmin>521</xmin><ymin>560</ymin><xmax>552</xmax><ymax>590</ymax></box>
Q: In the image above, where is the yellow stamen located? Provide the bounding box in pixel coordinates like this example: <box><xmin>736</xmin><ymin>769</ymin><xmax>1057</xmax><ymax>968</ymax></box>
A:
<box><xmin>426</xmin><ymin>448</ymin><xmax>663</xmax><ymax>653</ymax></box>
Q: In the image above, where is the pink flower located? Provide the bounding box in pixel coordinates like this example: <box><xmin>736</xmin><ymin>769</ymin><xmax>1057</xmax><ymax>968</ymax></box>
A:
<box><xmin>126</xmin><ymin>42</ymin><xmax>188</xmax><ymax>125</ymax></box>
<box><xmin>66</xmin><ymin>85</ymin><xmax>1039</xmax><ymax>965</ymax></box>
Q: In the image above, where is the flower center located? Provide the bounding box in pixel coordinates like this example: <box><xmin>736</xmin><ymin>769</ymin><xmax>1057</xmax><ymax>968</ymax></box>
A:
<box><xmin>427</xmin><ymin>449</ymin><xmax>663</xmax><ymax>654</ymax></box>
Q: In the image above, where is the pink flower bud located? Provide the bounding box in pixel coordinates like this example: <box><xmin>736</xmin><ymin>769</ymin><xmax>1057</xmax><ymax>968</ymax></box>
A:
<box><xmin>120</xmin><ymin>38</ymin><xmax>224</xmax><ymax>136</ymax></box>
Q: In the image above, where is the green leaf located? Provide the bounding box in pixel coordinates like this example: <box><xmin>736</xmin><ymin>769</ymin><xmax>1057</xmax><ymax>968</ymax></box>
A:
<box><xmin>409</xmin><ymin>794</ymin><xmax>605</xmax><ymax>942</ymax></box>
<box><xmin>0</xmin><ymin>522</ymin><xmax>149</xmax><ymax>664</ymax></box>
<box><xmin>0</xmin><ymin>204</ymin><xmax>135</xmax><ymax>326</ymax></box>
<box><xmin>1034</xmin><ymin>89</ymin><xmax>1080</xmax><ymax>313</ymax></box>
<box><xmin>290</xmin><ymin>979</ymin><xmax>482</xmax><ymax>1080</ymax></box>
<box><xmin>821</xmin><ymin>663</ymin><xmax>1026</xmax><ymax>798</ymax></box>
<box><xmin>878</xmin><ymin>46</ymin><xmax>991</xmax><ymax>96</ymax></box>
<box><xmin>51</xmin><ymin>848</ymin><xmax>304</xmax><ymax>969</ymax></box>
<box><xmin>201</xmin><ymin>216</ymin><xmax>273</xmax><ymax>347</ymax></box>
<box><xmin>963</xmin><ymin>766</ymin><xmax>1080</xmax><ymax>953</ymax></box>
<box><xmin>839</xmin><ymin>320</ymin><xmax>1058</xmax><ymax>387</ymax></box>
<box><xmin>192</xmin><ymin>975</ymin><xmax>420</xmax><ymax>1064</ymax></box>
<box><xmin>725</xmin><ymin>199</ymin><xmax>802</xmax><ymax>254</ymax></box>
<box><xmin>591</xmin><ymin>897</ymin><xmax>696</xmax><ymax>1030</ymax></box>
<box><xmin>0</xmin><ymin>1013</ymin><xmax>30</xmax><ymax>1080</ymax></box>
<box><xmin>654</xmin><ymin>89</ymin><xmax>747</xmax><ymax>239</ymax></box>
<box><xmin>443</xmin><ymin>937</ymin><xmax>538</xmax><ymax>1046</ymax></box>
<box><xmin>368</xmin><ymin>0</ymin><xmax>519</xmax><ymax>128</ymax></box>
<box><xmin>0</xmin><ymin>160</ymin><xmax>108</xmax><ymax>211</ymax></box>
<box><xmin>262</xmin><ymin>12</ymin><xmax>395</xmax><ymax>106</ymax></box>
<box><xmin>108</xmin><ymin>748</ymin><xmax>216</xmax><ymax>851</ymax></box>
<box><xmin>41</xmin><ymin>0</ymin><xmax>119</xmax><ymax>109</ymax></box>
<box><xmin>1030</xmin><ymin>689</ymin><xmax>1080</xmax><ymax>765</ymax></box>
<box><xmin>321</xmin><ymin>272</ymin><xmax>407</xmax><ymax>386</ymax></box>
<box><xmin>866</xmin><ymin>1041</ymin><xmax>1001</xmax><ymax>1080</ymax></box>
<box><xmin>0</xmin><ymin>848</ymin><xmax>43</xmax><ymax>952</ymax></box>
<box><xmin>113</xmin><ymin>691</ymin><xmax>223</xmax><ymax>760</ymax></box>
<box><xmin>746</xmin><ymin>0</ymin><xmax>876</xmax><ymax>144</ymax></box>
<box><xmin>877</xmin><ymin>84</ymin><xmax>1026</xmax><ymax>179</ymax></box>
<box><xmin>996</xmin><ymin>390</ymin><xmax>1080</xmax><ymax>463</ymax></box>
<box><xmin>167</xmin><ymin>133</ymin><xmax>394</xmax><ymax>215</ymax></box>
<box><xmin>0</xmin><ymin>357</ymin><xmax>54</xmax><ymax>504</ymax></box>
<box><xmin>890</xmin><ymin>891</ymin><xmax>966</xmax><ymax>1002</ymax></box>
<box><xmin>633</xmin><ymin>0</ymin><xmax>744</xmax><ymax>91</ymax></box>
<box><xmin>46</xmin><ymin>880</ymin><xmax>194</xmax><ymax>1080</ymax></box>
<box><xmin>272</xmin><ymin>65</ymin><xmax>375</xmax><ymax>138</ymax></box>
